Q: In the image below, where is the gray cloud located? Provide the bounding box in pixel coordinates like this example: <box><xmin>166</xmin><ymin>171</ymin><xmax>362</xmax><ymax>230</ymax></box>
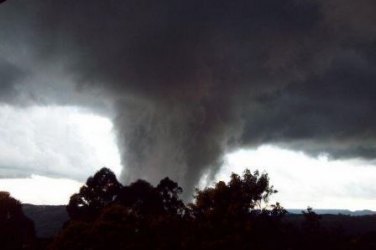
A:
<box><xmin>0</xmin><ymin>105</ymin><xmax>119</xmax><ymax>181</ymax></box>
<box><xmin>243</xmin><ymin>49</ymin><xmax>376</xmax><ymax>159</ymax></box>
<box><xmin>0</xmin><ymin>59</ymin><xmax>25</xmax><ymax>103</ymax></box>
<box><xmin>1</xmin><ymin>0</ymin><xmax>376</xmax><ymax>196</ymax></box>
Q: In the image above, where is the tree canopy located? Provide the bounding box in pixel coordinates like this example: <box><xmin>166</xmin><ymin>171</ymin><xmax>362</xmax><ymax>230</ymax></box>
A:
<box><xmin>56</xmin><ymin>168</ymin><xmax>287</xmax><ymax>249</ymax></box>
<box><xmin>190</xmin><ymin>169</ymin><xmax>277</xmax><ymax>221</ymax></box>
<box><xmin>0</xmin><ymin>165</ymin><xmax>375</xmax><ymax>250</ymax></box>
<box><xmin>0</xmin><ymin>192</ymin><xmax>35</xmax><ymax>249</ymax></box>
<box><xmin>67</xmin><ymin>167</ymin><xmax>122</xmax><ymax>221</ymax></box>
<box><xmin>50</xmin><ymin>167</ymin><xmax>376</xmax><ymax>250</ymax></box>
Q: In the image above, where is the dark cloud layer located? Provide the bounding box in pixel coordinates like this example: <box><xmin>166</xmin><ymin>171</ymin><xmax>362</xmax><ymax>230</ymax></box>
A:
<box><xmin>1</xmin><ymin>0</ymin><xmax>376</xmax><ymax>196</ymax></box>
<box><xmin>0</xmin><ymin>59</ymin><xmax>24</xmax><ymax>103</ymax></box>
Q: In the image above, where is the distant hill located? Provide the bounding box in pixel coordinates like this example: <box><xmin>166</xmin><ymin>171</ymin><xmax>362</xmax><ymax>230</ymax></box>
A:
<box><xmin>22</xmin><ymin>204</ymin><xmax>376</xmax><ymax>238</ymax></box>
<box><xmin>287</xmin><ymin>209</ymin><xmax>376</xmax><ymax>216</ymax></box>
<box><xmin>284</xmin><ymin>213</ymin><xmax>376</xmax><ymax>235</ymax></box>
<box><xmin>22</xmin><ymin>204</ymin><xmax>68</xmax><ymax>238</ymax></box>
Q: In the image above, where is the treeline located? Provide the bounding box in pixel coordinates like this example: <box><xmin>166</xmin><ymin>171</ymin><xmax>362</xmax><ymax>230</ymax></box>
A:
<box><xmin>54</xmin><ymin>168</ymin><xmax>285</xmax><ymax>250</ymax></box>
<box><xmin>2</xmin><ymin>168</ymin><xmax>376</xmax><ymax>249</ymax></box>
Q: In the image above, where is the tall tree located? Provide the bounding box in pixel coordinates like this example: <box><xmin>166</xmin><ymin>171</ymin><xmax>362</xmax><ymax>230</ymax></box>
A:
<box><xmin>0</xmin><ymin>192</ymin><xmax>35</xmax><ymax>249</ymax></box>
<box><xmin>190</xmin><ymin>169</ymin><xmax>277</xmax><ymax>220</ymax></box>
<box><xmin>115</xmin><ymin>179</ymin><xmax>163</xmax><ymax>218</ymax></box>
<box><xmin>157</xmin><ymin>177</ymin><xmax>186</xmax><ymax>216</ymax></box>
<box><xmin>67</xmin><ymin>167</ymin><xmax>122</xmax><ymax>221</ymax></box>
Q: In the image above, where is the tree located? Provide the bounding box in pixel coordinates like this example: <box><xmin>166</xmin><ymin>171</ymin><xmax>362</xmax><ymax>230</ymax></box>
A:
<box><xmin>157</xmin><ymin>177</ymin><xmax>186</xmax><ymax>216</ymax></box>
<box><xmin>115</xmin><ymin>179</ymin><xmax>162</xmax><ymax>218</ymax></box>
<box><xmin>57</xmin><ymin>177</ymin><xmax>187</xmax><ymax>250</ymax></box>
<box><xmin>67</xmin><ymin>167</ymin><xmax>122</xmax><ymax>221</ymax></box>
<box><xmin>302</xmin><ymin>207</ymin><xmax>321</xmax><ymax>233</ymax></box>
<box><xmin>0</xmin><ymin>191</ymin><xmax>35</xmax><ymax>249</ymax></box>
<box><xmin>56</xmin><ymin>168</ymin><xmax>291</xmax><ymax>250</ymax></box>
<box><xmin>190</xmin><ymin>169</ymin><xmax>277</xmax><ymax>220</ymax></box>
<box><xmin>187</xmin><ymin>170</ymin><xmax>285</xmax><ymax>249</ymax></box>
<box><xmin>115</xmin><ymin>177</ymin><xmax>186</xmax><ymax>218</ymax></box>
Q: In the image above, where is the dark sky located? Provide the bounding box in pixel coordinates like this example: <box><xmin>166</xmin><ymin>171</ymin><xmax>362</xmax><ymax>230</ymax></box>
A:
<box><xmin>0</xmin><ymin>0</ymin><xmax>376</xmax><ymax>196</ymax></box>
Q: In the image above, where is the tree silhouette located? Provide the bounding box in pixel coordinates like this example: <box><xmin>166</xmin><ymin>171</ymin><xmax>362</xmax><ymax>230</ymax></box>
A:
<box><xmin>290</xmin><ymin>207</ymin><xmax>327</xmax><ymax>250</ymax></box>
<box><xmin>0</xmin><ymin>191</ymin><xmax>35</xmax><ymax>249</ymax></box>
<box><xmin>302</xmin><ymin>207</ymin><xmax>321</xmax><ymax>233</ymax></box>
<box><xmin>115</xmin><ymin>179</ymin><xmax>163</xmax><ymax>218</ymax></box>
<box><xmin>114</xmin><ymin>177</ymin><xmax>186</xmax><ymax>219</ymax></box>
<box><xmin>55</xmin><ymin>168</ymin><xmax>294</xmax><ymax>249</ymax></box>
<box><xmin>186</xmin><ymin>170</ymin><xmax>286</xmax><ymax>249</ymax></box>
<box><xmin>59</xmin><ymin>173</ymin><xmax>188</xmax><ymax>249</ymax></box>
<box><xmin>67</xmin><ymin>167</ymin><xmax>122</xmax><ymax>221</ymax></box>
<box><xmin>190</xmin><ymin>169</ymin><xmax>277</xmax><ymax>221</ymax></box>
<box><xmin>47</xmin><ymin>167</ymin><xmax>376</xmax><ymax>250</ymax></box>
<box><xmin>156</xmin><ymin>177</ymin><xmax>186</xmax><ymax>216</ymax></box>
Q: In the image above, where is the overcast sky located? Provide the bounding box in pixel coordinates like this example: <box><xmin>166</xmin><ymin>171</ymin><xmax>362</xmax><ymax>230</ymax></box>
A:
<box><xmin>1</xmin><ymin>0</ymin><xmax>376</xmax><ymax>208</ymax></box>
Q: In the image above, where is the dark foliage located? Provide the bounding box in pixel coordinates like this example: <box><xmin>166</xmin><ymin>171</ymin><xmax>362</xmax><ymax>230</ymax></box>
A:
<box><xmin>48</xmin><ymin>168</ymin><xmax>376</xmax><ymax>250</ymax></box>
<box><xmin>5</xmin><ymin>167</ymin><xmax>376</xmax><ymax>250</ymax></box>
<box><xmin>53</xmin><ymin>168</ymin><xmax>288</xmax><ymax>249</ymax></box>
<box><xmin>0</xmin><ymin>192</ymin><xmax>35</xmax><ymax>249</ymax></box>
<box><xmin>190</xmin><ymin>170</ymin><xmax>276</xmax><ymax>221</ymax></box>
<box><xmin>66</xmin><ymin>167</ymin><xmax>122</xmax><ymax>221</ymax></box>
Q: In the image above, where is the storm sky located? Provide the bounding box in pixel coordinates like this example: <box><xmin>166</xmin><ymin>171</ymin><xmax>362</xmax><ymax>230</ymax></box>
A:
<box><xmin>1</xmin><ymin>0</ymin><xmax>376</xmax><ymax>206</ymax></box>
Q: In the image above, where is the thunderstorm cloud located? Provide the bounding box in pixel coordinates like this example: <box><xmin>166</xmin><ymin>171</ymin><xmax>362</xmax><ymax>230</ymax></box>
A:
<box><xmin>0</xmin><ymin>0</ymin><xmax>376</xmax><ymax>195</ymax></box>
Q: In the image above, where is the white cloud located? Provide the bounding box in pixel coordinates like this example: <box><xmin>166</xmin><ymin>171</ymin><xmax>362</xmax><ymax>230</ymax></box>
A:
<box><xmin>0</xmin><ymin>175</ymin><xmax>83</xmax><ymax>205</ymax></box>
<box><xmin>2</xmin><ymin>105</ymin><xmax>376</xmax><ymax>209</ymax></box>
<box><xmin>0</xmin><ymin>104</ymin><xmax>121</xmax><ymax>180</ymax></box>
<box><xmin>213</xmin><ymin>145</ymin><xmax>376</xmax><ymax>210</ymax></box>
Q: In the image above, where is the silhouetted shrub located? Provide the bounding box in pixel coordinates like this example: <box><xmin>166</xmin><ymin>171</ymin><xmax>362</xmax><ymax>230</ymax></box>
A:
<box><xmin>0</xmin><ymin>191</ymin><xmax>36</xmax><ymax>249</ymax></box>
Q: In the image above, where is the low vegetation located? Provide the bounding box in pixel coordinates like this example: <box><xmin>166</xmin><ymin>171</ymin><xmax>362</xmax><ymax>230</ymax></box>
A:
<box><xmin>2</xmin><ymin>167</ymin><xmax>376</xmax><ymax>249</ymax></box>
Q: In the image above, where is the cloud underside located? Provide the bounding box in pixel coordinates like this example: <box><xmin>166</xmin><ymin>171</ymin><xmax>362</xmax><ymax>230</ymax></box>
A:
<box><xmin>0</xmin><ymin>0</ymin><xmax>376</xmax><ymax>194</ymax></box>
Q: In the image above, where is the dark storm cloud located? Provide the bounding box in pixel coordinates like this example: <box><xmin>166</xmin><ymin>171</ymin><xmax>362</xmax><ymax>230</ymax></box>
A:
<box><xmin>0</xmin><ymin>59</ymin><xmax>24</xmax><ymax>103</ymax></box>
<box><xmin>242</xmin><ymin>49</ymin><xmax>376</xmax><ymax>159</ymax></box>
<box><xmin>1</xmin><ymin>0</ymin><xmax>376</xmax><ymax>195</ymax></box>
